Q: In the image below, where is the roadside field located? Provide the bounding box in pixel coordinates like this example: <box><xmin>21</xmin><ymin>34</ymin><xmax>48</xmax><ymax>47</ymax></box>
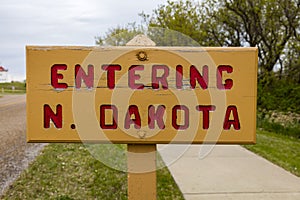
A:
<box><xmin>0</xmin><ymin>82</ymin><xmax>26</xmax><ymax>94</ymax></box>
<box><xmin>244</xmin><ymin>130</ymin><xmax>300</xmax><ymax>177</ymax></box>
<box><xmin>1</xmin><ymin>144</ymin><xmax>184</xmax><ymax>200</ymax></box>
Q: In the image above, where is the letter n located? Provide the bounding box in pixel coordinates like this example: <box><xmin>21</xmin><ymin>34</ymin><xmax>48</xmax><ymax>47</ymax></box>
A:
<box><xmin>75</xmin><ymin>64</ymin><xmax>94</xmax><ymax>89</ymax></box>
<box><xmin>44</xmin><ymin>104</ymin><xmax>62</xmax><ymax>128</ymax></box>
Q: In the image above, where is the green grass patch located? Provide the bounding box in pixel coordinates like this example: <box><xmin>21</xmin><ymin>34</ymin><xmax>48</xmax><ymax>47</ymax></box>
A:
<box><xmin>0</xmin><ymin>89</ymin><xmax>26</xmax><ymax>94</ymax></box>
<box><xmin>1</xmin><ymin>144</ymin><xmax>184</xmax><ymax>200</ymax></box>
<box><xmin>256</xmin><ymin>110</ymin><xmax>300</xmax><ymax>139</ymax></box>
<box><xmin>0</xmin><ymin>82</ymin><xmax>26</xmax><ymax>94</ymax></box>
<box><xmin>244</xmin><ymin>130</ymin><xmax>300</xmax><ymax>177</ymax></box>
<box><xmin>258</xmin><ymin>119</ymin><xmax>300</xmax><ymax>138</ymax></box>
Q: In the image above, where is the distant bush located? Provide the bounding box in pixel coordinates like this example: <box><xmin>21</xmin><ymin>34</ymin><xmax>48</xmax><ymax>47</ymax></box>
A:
<box><xmin>257</xmin><ymin>74</ymin><xmax>300</xmax><ymax>138</ymax></box>
<box><xmin>257</xmin><ymin>109</ymin><xmax>300</xmax><ymax>138</ymax></box>
<box><xmin>0</xmin><ymin>82</ymin><xmax>26</xmax><ymax>93</ymax></box>
<box><xmin>257</xmin><ymin>75</ymin><xmax>300</xmax><ymax>114</ymax></box>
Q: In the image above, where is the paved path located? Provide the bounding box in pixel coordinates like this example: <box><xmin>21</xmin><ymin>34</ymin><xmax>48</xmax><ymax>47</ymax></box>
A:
<box><xmin>0</xmin><ymin>95</ymin><xmax>45</xmax><ymax>196</ymax></box>
<box><xmin>158</xmin><ymin>144</ymin><xmax>300</xmax><ymax>200</ymax></box>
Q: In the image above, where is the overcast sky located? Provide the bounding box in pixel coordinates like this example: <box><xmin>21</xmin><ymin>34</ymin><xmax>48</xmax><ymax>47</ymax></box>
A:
<box><xmin>0</xmin><ymin>0</ymin><xmax>167</xmax><ymax>81</ymax></box>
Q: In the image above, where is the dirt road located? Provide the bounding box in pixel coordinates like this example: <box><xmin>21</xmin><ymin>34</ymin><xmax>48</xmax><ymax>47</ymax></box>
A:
<box><xmin>0</xmin><ymin>95</ymin><xmax>45</xmax><ymax>195</ymax></box>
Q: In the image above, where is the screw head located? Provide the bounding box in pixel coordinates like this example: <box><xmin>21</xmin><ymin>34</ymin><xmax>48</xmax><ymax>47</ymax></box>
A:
<box><xmin>136</xmin><ymin>51</ymin><xmax>148</xmax><ymax>61</ymax></box>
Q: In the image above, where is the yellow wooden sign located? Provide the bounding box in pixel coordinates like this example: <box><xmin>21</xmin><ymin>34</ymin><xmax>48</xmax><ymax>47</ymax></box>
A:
<box><xmin>26</xmin><ymin>46</ymin><xmax>257</xmax><ymax>144</ymax></box>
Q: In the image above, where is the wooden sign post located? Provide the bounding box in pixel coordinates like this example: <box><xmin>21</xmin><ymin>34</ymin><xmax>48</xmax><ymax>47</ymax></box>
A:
<box><xmin>26</xmin><ymin>35</ymin><xmax>258</xmax><ymax>200</ymax></box>
<box><xmin>126</xmin><ymin>35</ymin><xmax>157</xmax><ymax>200</ymax></box>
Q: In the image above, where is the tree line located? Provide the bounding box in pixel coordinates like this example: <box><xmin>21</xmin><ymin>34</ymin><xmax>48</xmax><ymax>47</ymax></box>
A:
<box><xmin>96</xmin><ymin>0</ymin><xmax>300</xmax><ymax>113</ymax></box>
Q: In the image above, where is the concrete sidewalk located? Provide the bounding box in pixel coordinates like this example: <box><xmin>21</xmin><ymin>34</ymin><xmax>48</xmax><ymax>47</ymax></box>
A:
<box><xmin>158</xmin><ymin>145</ymin><xmax>300</xmax><ymax>200</ymax></box>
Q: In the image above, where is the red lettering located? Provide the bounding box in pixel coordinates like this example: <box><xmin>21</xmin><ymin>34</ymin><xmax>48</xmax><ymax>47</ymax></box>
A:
<box><xmin>148</xmin><ymin>105</ymin><xmax>166</xmax><ymax>129</ymax></box>
<box><xmin>172</xmin><ymin>105</ymin><xmax>189</xmax><ymax>130</ymax></box>
<box><xmin>75</xmin><ymin>64</ymin><xmax>94</xmax><ymax>89</ymax></box>
<box><xmin>190</xmin><ymin>65</ymin><xmax>208</xmax><ymax>90</ymax></box>
<box><xmin>51</xmin><ymin>64</ymin><xmax>68</xmax><ymax>89</ymax></box>
<box><xmin>124</xmin><ymin>105</ymin><xmax>141</xmax><ymax>129</ymax></box>
<box><xmin>128</xmin><ymin>65</ymin><xmax>144</xmax><ymax>89</ymax></box>
<box><xmin>223</xmin><ymin>105</ymin><xmax>240</xmax><ymax>130</ymax></box>
<box><xmin>176</xmin><ymin>65</ymin><xmax>183</xmax><ymax>89</ymax></box>
<box><xmin>44</xmin><ymin>104</ymin><xmax>62</xmax><ymax>128</ymax></box>
<box><xmin>152</xmin><ymin>65</ymin><xmax>169</xmax><ymax>89</ymax></box>
<box><xmin>190</xmin><ymin>65</ymin><xmax>208</xmax><ymax>89</ymax></box>
<box><xmin>196</xmin><ymin>105</ymin><xmax>216</xmax><ymax>129</ymax></box>
<box><xmin>100</xmin><ymin>105</ymin><xmax>118</xmax><ymax>129</ymax></box>
<box><xmin>102</xmin><ymin>64</ymin><xmax>121</xmax><ymax>89</ymax></box>
<box><xmin>217</xmin><ymin>65</ymin><xmax>233</xmax><ymax>90</ymax></box>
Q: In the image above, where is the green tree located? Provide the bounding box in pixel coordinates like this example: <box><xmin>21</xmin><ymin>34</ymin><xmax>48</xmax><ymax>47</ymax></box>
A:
<box><xmin>95</xmin><ymin>0</ymin><xmax>300</xmax><ymax>113</ymax></box>
<box><xmin>147</xmin><ymin>0</ymin><xmax>299</xmax><ymax>75</ymax></box>
<box><xmin>96</xmin><ymin>0</ymin><xmax>299</xmax><ymax>77</ymax></box>
<box><xmin>283</xmin><ymin>37</ymin><xmax>300</xmax><ymax>83</ymax></box>
<box><xmin>95</xmin><ymin>23</ymin><xmax>144</xmax><ymax>46</ymax></box>
<box><xmin>145</xmin><ymin>0</ymin><xmax>212</xmax><ymax>46</ymax></box>
<box><xmin>95</xmin><ymin>21</ymin><xmax>200</xmax><ymax>47</ymax></box>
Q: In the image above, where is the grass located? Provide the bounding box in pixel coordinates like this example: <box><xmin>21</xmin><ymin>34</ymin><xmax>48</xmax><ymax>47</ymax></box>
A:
<box><xmin>258</xmin><ymin>119</ymin><xmax>300</xmax><ymax>139</ymax></box>
<box><xmin>0</xmin><ymin>90</ymin><xmax>26</xmax><ymax>94</ymax></box>
<box><xmin>1</xmin><ymin>144</ymin><xmax>184</xmax><ymax>200</ymax></box>
<box><xmin>1</xmin><ymin>115</ymin><xmax>299</xmax><ymax>199</ymax></box>
<box><xmin>0</xmin><ymin>82</ymin><xmax>26</xmax><ymax>94</ymax></box>
<box><xmin>257</xmin><ymin>112</ymin><xmax>300</xmax><ymax>139</ymax></box>
<box><xmin>244</xmin><ymin>130</ymin><xmax>300</xmax><ymax>177</ymax></box>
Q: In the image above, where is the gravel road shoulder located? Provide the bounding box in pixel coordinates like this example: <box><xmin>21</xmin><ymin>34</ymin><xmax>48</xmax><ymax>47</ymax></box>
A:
<box><xmin>0</xmin><ymin>95</ymin><xmax>46</xmax><ymax>196</ymax></box>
